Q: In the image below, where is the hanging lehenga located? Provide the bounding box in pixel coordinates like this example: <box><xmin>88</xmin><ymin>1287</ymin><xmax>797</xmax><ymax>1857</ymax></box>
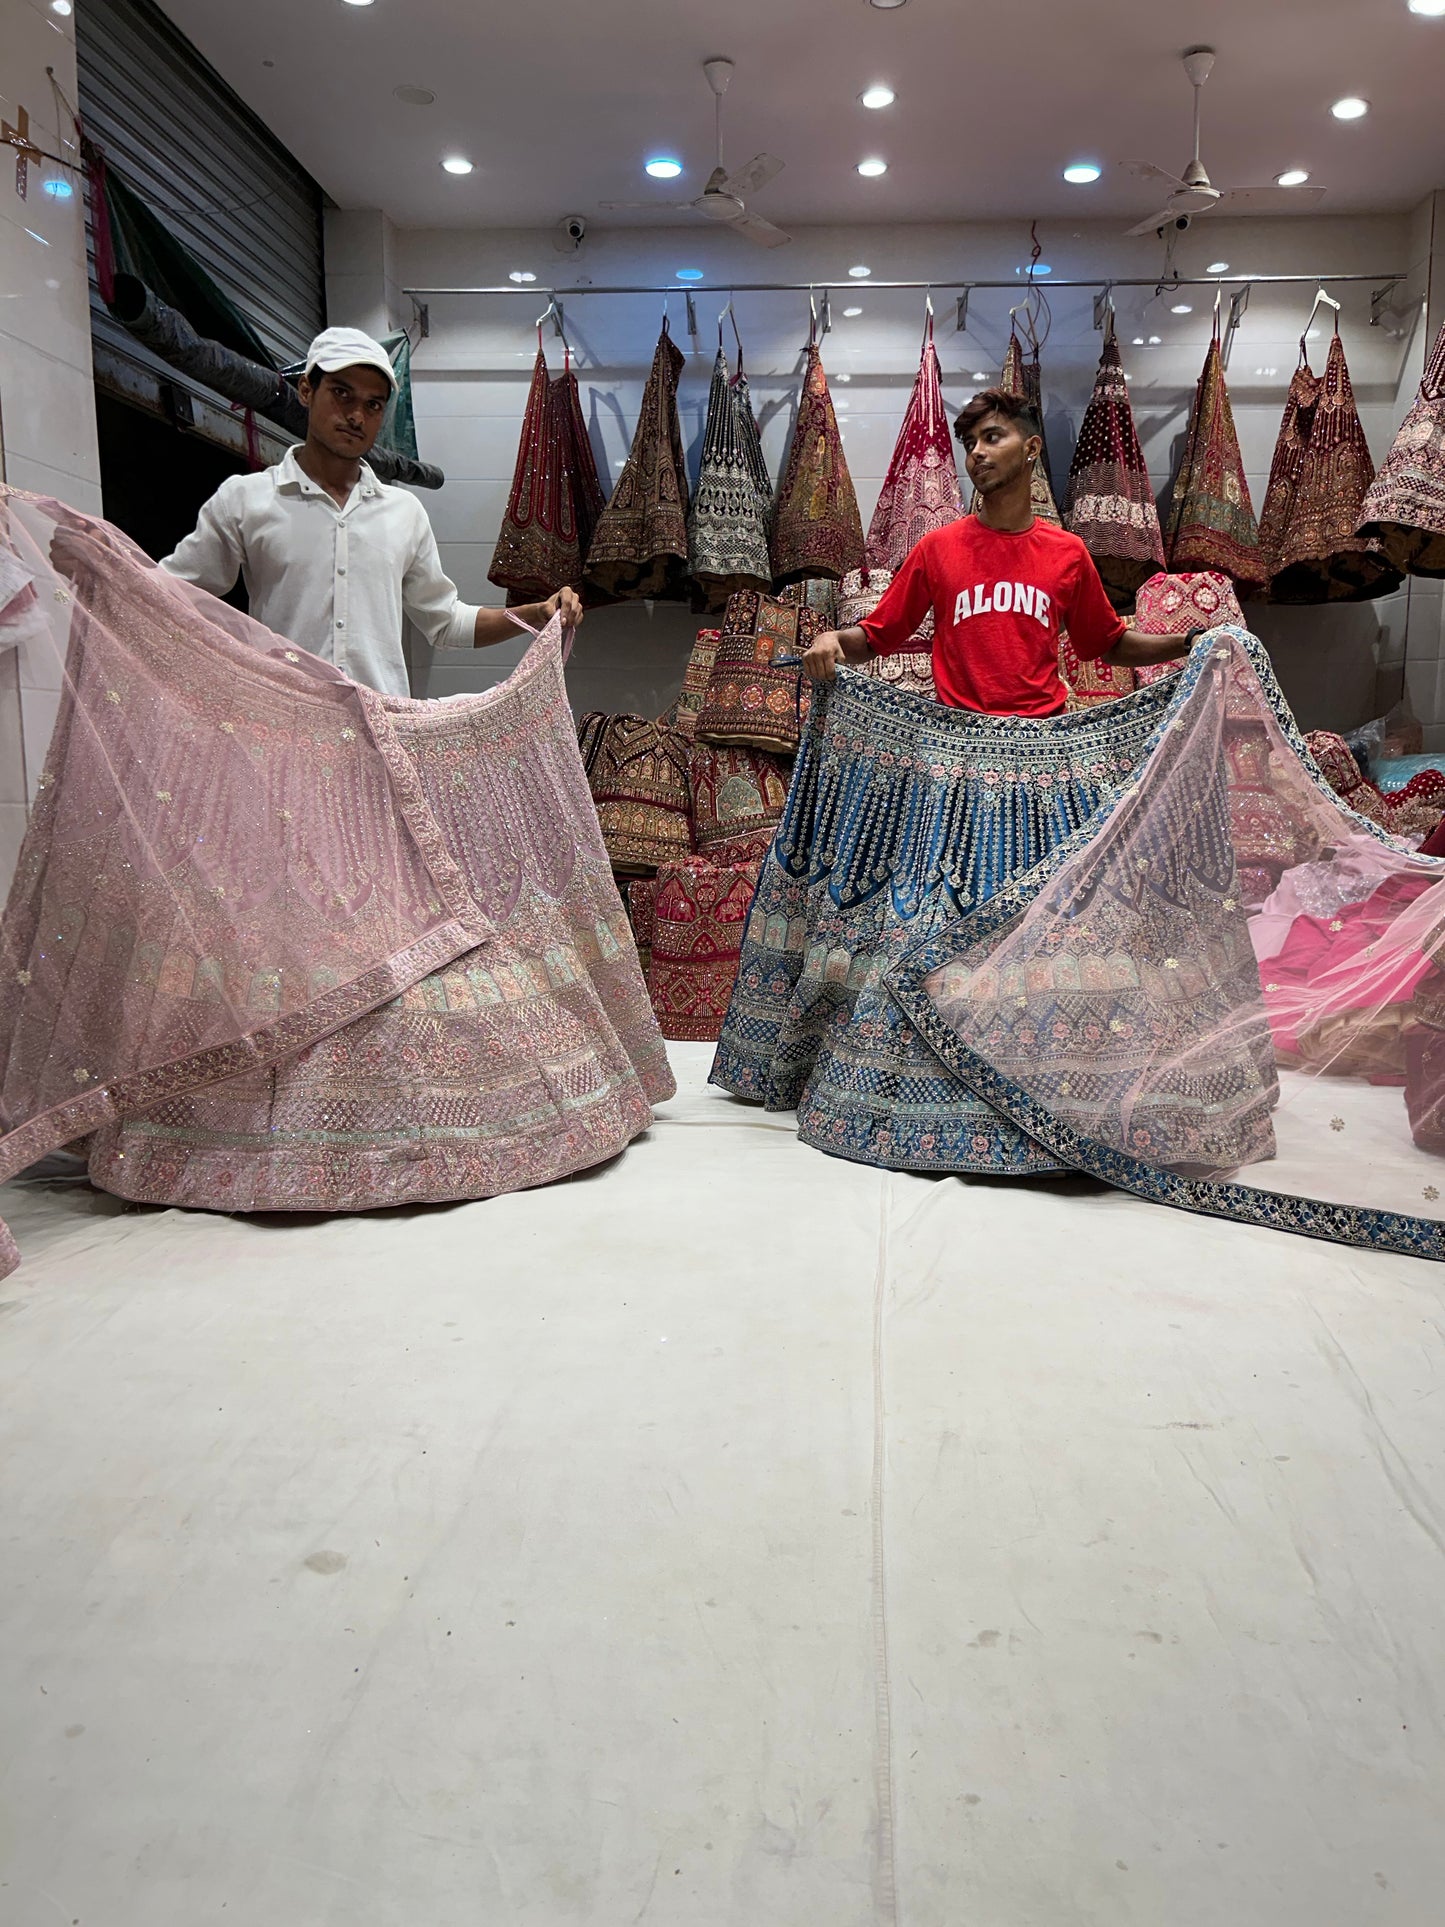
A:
<box><xmin>838</xmin><ymin>310</ymin><xmax>963</xmax><ymax>699</ymax></box>
<box><xmin>586</xmin><ymin>319</ymin><xmax>691</xmax><ymax>600</ymax></box>
<box><xmin>687</xmin><ymin>320</ymin><xmax>773</xmax><ymax>611</ymax></box>
<box><xmin>0</xmin><ymin>492</ymin><xmax>674</xmax><ymax>1277</ymax></box>
<box><xmin>713</xmin><ymin>618</ymin><xmax>1445</xmax><ymax>1258</ymax></box>
<box><xmin>1357</xmin><ymin>311</ymin><xmax>1445</xmax><ymax>577</ymax></box>
<box><xmin>1166</xmin><ymin>323</ymin><xmax>1263</xmax><ymax>592</ymax></box>
<box><xmin>1257</xmin><ymin>327</ymin><xmax>1400</xmax><ymax>603</ymax></box>
<box><xmin>770</xmin><ymin>324</ymin><xmax>866</xmax><ymax>587</ymax></box>
<box><xmin>1063</xmin><ymin>327</ymin><xmax>1167</xmax><ymax>604</ymax></box>
<box><xmin>489</xmin><ymin>331</ymin><xmax>606</xmax><ymax>603</ymax></box>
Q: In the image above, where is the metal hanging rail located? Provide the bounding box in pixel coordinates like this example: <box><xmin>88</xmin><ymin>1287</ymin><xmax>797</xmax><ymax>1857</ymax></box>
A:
<box><xmin>404</xmin><ymin>272</ymin><xmax>1405</xmax><ymax>297</ymax></box>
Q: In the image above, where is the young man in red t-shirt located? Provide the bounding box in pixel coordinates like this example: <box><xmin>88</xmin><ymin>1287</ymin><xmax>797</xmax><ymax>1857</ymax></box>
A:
<box><xmin>802</xmin><ymin>388</ymin><xmax>1198</xmax><ymax>711</ymax></box>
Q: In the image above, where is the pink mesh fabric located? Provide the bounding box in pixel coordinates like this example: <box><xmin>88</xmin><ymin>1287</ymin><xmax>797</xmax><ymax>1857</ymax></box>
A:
<box><xmin>0</xmin><ymin>491</ymin><xmax>672</xmax><ymax>1273</ymax></box>
<box><xmin>898</xmin><ymin>631</ymin><xmax>1445</xmax><ymax>1256</ymax></box>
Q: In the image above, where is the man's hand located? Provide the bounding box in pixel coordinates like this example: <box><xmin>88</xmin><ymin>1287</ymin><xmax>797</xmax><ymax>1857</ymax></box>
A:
<box><xmin>543</xmin><ymin>586</ymin><xmax>584</xmax><ymax>629</ymax></box>
<box><xmin>802</xmin><ymin>630</ymin><xmax>848</xmax><ymax>683</ymax></box>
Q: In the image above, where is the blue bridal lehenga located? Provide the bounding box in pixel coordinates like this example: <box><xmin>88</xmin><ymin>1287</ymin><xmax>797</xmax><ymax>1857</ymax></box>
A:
<box><xmin>711</xmin><ymin>623</ymin><xmax>1445</xmax><ymax>1258</ymax></box>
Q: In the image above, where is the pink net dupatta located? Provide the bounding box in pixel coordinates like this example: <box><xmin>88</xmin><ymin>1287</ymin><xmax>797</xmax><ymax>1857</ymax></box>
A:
<box><xmin>889</xmin><ymin>629</ymin><xmax>1445</xmax><ymax>1259</ymax></box>
<box><xmin>839</xmin><ymin>315</ymin><xmax>962</xmax><ymax>698</ymax></box>
<box><xmin>0</xmin><ymin>492</ymin><xmax>670</xmax><ymax>1275</ymax></box>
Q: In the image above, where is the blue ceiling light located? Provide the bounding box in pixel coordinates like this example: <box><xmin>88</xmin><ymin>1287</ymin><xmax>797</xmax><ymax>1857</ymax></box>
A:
<box><xmin>42</xmin><ymin>177</ymin><xmax>74</xmax><ymax>199</ymax></box>
<box><xmin>1062</xmin><ymin>162</ymin><xmax>1101</xmax><ymax>184</ymax></box>
<box><xmin>646</xmin><ymin>157</ymin><xmax>683</xmax><ymax>179</ymax></box>
<box><xmin>675</xmin><ymin>267</ymin><xmax>705</xmax><ymax>281</ymax></box>
<box><xmin>1016</xmin><ymin>262</ymin><xmax>1052</xmax><ymax>275</ymax></box>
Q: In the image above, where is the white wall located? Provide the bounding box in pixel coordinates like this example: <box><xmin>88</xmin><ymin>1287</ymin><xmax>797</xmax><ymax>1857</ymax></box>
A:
<box><xmin>369</xmin><ymin>209</ymin><xmax>1443</xmax><ymax>735</ymax></box>
<box><xmin>0</xmin><ymin>0</ymin><xmax>102</xmax><ymax>888</ymax></box>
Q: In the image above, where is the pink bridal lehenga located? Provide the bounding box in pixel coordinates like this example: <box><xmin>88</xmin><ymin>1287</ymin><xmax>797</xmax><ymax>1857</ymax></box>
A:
<box><xmin>0</xmin><ymin>490</ymin><xmax>672</xmax><ymax>1279</ymax></box>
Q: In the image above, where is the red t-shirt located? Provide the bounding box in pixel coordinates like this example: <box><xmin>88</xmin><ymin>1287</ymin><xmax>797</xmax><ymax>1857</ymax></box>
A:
<box><xmin>860</xmin><ymin>515</ymin><xmax>1126</xmax><ymax>715</ymax></box>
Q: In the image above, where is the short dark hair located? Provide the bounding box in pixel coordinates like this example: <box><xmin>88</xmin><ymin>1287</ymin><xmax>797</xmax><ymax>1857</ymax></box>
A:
<box><xmin>954</xmin><ymin>387</ymin><xmax>1041</xmax><ymax>446</ymax></box>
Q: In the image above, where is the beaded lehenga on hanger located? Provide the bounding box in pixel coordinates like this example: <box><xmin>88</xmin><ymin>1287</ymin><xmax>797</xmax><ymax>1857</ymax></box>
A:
<box><xmin>770</xmin><ymin>323</ymin><xmax>866</xmax><ymax>587</ymax></box>
<box><xmin>1166</xmin><ymin>321</ymin><xmax>1263</xmax><ymax>593</ymax></box>
<box><xmin>1063</xmin><ymin>325</ymin><xmax>1166</xmax><ymax>605</ymax></box>
<box><xmin>1257</xmin><ymin>326</ymin><xmax>1400</xmax><ymax>603</ymax></box>
<box><xmin>838</xmin><ymin>309</ymin><xmax>963</xmax><ymax>699</ymax></box>
<box><xmin>687</xmin><ymin>316</ymin><xmax>774</xmax><ymax>611</ymax></box>
<box><xmin>490</xmin><ymin>328</ymin><xmax>606</xmax><ymax>604</ymax></box>
<box><xmin>586</xmin><ymin>319</ymin><xmax>691</xmax><ymax>600</ymax></box>
<box><xmin>1359</xmin><ymin>311</ymin><xmax>1445</xmax><ymax>577</ymax></box>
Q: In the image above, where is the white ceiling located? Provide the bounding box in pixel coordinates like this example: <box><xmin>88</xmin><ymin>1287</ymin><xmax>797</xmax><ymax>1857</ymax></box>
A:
<box><xmin>160</xmin><ymin>0</ymin><xmax>1445</xmax><ymax>231</ymax></box>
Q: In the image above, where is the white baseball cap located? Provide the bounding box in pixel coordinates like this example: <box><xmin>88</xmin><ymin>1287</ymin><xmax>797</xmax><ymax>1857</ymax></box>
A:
<box><xmin>304</xmin><ymin>326</ymin><xmax>397</xmax><ymax>392</ymax></box>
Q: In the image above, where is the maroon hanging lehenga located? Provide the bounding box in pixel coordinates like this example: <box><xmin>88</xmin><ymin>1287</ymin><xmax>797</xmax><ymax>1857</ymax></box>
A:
<box><xmin>1166</xmin><ymin>326</ymin><xmax>1264</xmax><ymax>592</ymax></box>
<box><xmin>490</xmin><ymin>336</ymin><xmax>606</xmax><ymax>603</ymax></box>
<box><xmin>1257</xmin><ymin>330</ymin><xmax>1401</xmax><ymax>603</ymax></box>
<box><xmin>1358</xmin><ymin>311</ymin><xmax>1445</xmax><ymax>577</ymax></box>
<box><xmin>1063</xmin><ymin>329</ymin><xmax>1166</xmax><ymax>604</ymax></box>
<box><xmin>770</xmin><ymin>328</ymin><xmax>866</xmax><ymax>587</ymax></box>
<box><xmin>586</xmin><ymin>320</ymin><xmax>691</xmax><ymax>600</ymax></box>
<box><xmin>839</xmin><ymin>311</ymin><xmax>963</xmax><ymax>698</ymax></box>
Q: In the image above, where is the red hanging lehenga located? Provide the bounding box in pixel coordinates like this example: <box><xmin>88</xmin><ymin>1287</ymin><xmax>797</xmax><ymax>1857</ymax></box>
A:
<box><xmin>489</xmin><ymin>334</ymin><xmax>605</xmax><ymax>603</ymax></box>
<box><xmin>838</xmin><ymin>311</ymin><xmax>962</xmax><ymax>698</ymax></box>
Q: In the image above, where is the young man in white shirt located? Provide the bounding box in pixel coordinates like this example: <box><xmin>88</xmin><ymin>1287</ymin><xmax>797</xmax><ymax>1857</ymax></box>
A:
<box><xmin>161</xmin><ymin>327</ymin><xmax>583</xmax><ymax>698</ymax></box>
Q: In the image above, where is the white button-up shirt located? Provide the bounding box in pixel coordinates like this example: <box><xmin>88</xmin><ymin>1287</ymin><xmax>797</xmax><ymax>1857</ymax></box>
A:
<box><xmin>160</xmin><ymin>447</ymin><xmax>480</xmax><ymax>696</ymax></box>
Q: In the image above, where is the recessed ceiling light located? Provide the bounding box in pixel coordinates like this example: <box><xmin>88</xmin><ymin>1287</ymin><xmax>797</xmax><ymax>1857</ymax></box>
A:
<box><xmin>645</xmin><ymin>157</ymin><xmax>683</xmax><ymax>179</ymax></box>
<box><xmin>1063</xmin><ymin>162</ymin><xmax>1101</xmax><ymax>184</ymax></box>
<box><xmin>1408</xmin><ymin>0</ymin><xmax>1445</xmax><ymax>15</ymax></box>
<box><xmin>509</xmin><ymin>270</ymin><xmax>537</xmax><ymax>283</ymax></box>
<box><xmin>857</xmin><ymin>158</ymin><xmax>888</xmax><ymax>178</ymax></box>
<box><xmin>1148</xmin><ymin>334</ymin><xmax>1162</xmax><ymax>345</ymax></box>
<box><xmin>1331</xmin><ymin>96</ymin><xmax>1369</xmax><ymax>119</ymax></box>
<box><xmin>867</xmin><ymin>0</ymin><xmax>910</xmax><ymax>9</ymax></box>
<box><xmin>393</xmin><ymin>85</ymin><xmax>436</xmax><ymax>106</ymax></box>
<box><xmin>843</xmin><ymin>305</ymin><xmax>863</xmax><ymax>317</ymax></box>
<box><xmin>860</xmin><ymin>84</ymin><xmax>895</xmax><ymax>109</ymax></box>
<box><xmin>675</xmin><ymin>267</ymin><xmax>704</xmax><ymax>281</ymax></box>
<box><xmin>848</xmin><ymin>264</ymin><xmax>872</xmax><ymax>277</ymax></box>
<box><xmin>1015</xmin><ymin>263</ymin><xmax>1052</xmax><ymax>275</ymax></box>
<box><xmin>1132</xmin><ymin>336</ymin><xmax>1145</xmax><ymax>345</ymax></box>
<box><xmin>1206</xmin><ymin>260</ymin><xmax>1230</xmax><ymax>274</ymax></box>
<box><xmin>340</xmin><ymin>0</ymin><xmax>376</xmax><ymax>7</ymax></box>
<box><xmin>1276</xmin><ymin>168</ymin><xmax>1311</xmax><ymax>187</ymax></box>
<box><xmin>41</xmin><ymin>177</ymin><xmax>73</xmax><ymax>198</ymax></box>
<box><xmin>49</xmin><ymin>0</ymin><xmax>72</xmax><ymax>13</ymax></box>
<box><xmin>441</xmin><ymin>156</ymin><xmax>473</xmax><ymax>175</ymax></box>
<box><xmin>1171</xmin><ymin>303</ymin><xmax>1193</xmax><ymax>314</ymax></box>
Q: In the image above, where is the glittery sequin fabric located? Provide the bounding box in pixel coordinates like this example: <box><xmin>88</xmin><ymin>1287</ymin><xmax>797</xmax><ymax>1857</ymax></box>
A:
<box><xmin>489</xmin><ymin>346</ymin><xmax>606</xmax><ymax>602</ymax></box>
<box><xmin>586</xmin><ymin>323</ymin><xmax>691</xmax><ymax>600</ymax></box>
<box><xmin>770</xmin><ymin>338</ymin><xmax>866</xmax><ymax>587</ymax></box>
<box><xmin>1166</xmin><ymin>336</ymin><xmax>1263</xmax><ymax>591</ymax></box>
<box><xmin>0</xmin><ymin>493</ymin><xmax>671</xmax><ymax>1269</ymax></box>
<box><xmin>687</xmin><ymin>349</ymin><xmax>774</xmax><ymax>611</ymax></box>
<box><xmin>1257</xmin><ymin>334</ymin><xmax>1401</xmax><ymax>604</ymax></box>
<box><xmin>695</xmin><ymin>590</ymin><xmax>818</xmax><ymax>757</ymax></box>
<box><xmin>577</xmin><ymin>712</ymin><xmax>693</xmax><ymax>875</ymax></box>
<box><xmin>839</xmin><ymin>320</ymin><xmax>962</xmax><ymax>700</ymax></box>
<box><xmin>1063</xmin><ymin>335</ymin><xmax>1166</xmax><ymax>603</ymax></box>
<box><xmin>710</xmin><ymin>666</ymin><xmax>1180</xmax><ymax>1172</ymax></box>
<box><xmin>648</xmin><ymin>857</ymin><xmax>762</xmax><ymax>1042</ymax></box>
<box><xmin>1358</xmin><ymin>313</ymin><xmax>1445</xmax><ymax>578</ymax></box>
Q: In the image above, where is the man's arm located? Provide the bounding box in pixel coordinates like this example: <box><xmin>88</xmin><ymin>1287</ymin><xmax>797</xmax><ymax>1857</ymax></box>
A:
<box><xmin>159</xmin><ymin>483</ymin><xmax>245</xmax><ymax>596</ymax></box>
<box><xmin>802</xmin><ymin>625</ymin><xmax>875</xmax><ymax>682</ymax></box>
<box><xmin>473</xmin><ymin>588</ymin><xmax>583</xmax><ymax>647</ymax></box>
<box><xmin>403</xmin><ymin>515</ymin><xmax>584</xmax><ymax>650</ymax></box>
<box><xmin>1105</xmin><ymin>625</ymin><xmax>1203</xmax><ymax>669</ymax></box>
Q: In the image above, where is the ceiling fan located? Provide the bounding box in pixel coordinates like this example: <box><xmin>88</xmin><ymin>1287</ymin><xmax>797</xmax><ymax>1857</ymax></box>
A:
<box><xmin>599</xmin><ymin>57</ymin><xmax>791</xmax><ymax>249</ymax></box>
<box><xmin>1122</xmin><ymin>47</ymin><xmax>1327</xmax><ymax>238</ymax></box>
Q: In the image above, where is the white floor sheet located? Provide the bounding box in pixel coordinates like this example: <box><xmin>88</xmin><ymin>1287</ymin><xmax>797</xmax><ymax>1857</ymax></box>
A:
<box><xmin>1</xmin><ymin>1043</ymin><xmax>1442</xmax><ymax>1926</ymax></box>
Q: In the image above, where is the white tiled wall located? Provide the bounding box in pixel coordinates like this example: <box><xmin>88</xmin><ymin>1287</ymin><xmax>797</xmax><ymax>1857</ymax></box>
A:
<box><xmin>364</xmin><ymin>209</ymin><xmax>1443</xmax><ymax>731</ymax></box>
<box><xmin>0</xmin><ymin>0</ymin><xmax>103</xmax><ymax>891</ymax></box>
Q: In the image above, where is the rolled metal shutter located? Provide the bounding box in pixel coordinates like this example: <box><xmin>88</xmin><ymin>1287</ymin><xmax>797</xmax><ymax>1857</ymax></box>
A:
<box><xmin>77</xmin><ymin>0</ymin><xmax>323</xmax><ymax>448</ymax></box>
